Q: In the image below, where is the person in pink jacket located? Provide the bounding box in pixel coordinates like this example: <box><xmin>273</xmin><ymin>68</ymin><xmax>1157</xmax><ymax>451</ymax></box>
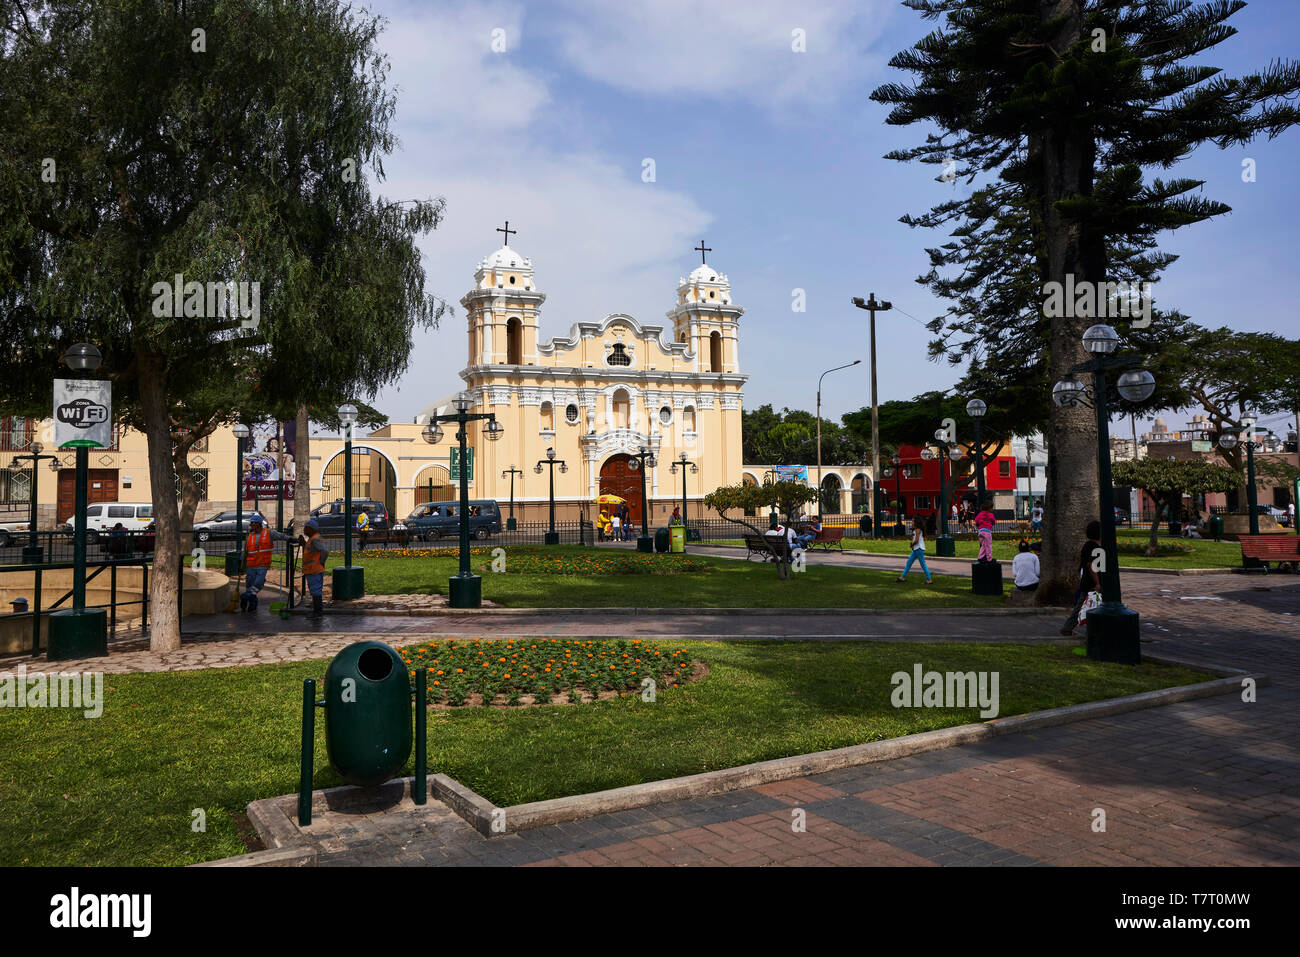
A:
<box><xmin>974</xmin><ymin>501</ymin><xmax>996</xmax><ymax>562</ymax></box>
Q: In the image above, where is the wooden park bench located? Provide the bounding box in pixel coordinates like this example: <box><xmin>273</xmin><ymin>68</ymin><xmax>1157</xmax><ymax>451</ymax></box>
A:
<box><xmin>805</xmin><ymin>525</ymin><xmax>845</xmax><ymax>552</ymax></box>
<box><xmin>1238</xmin><ymin>534</ymin><xmax>1300</xmax><ymax>572</ymax></box>
<box><xmin>743</xmin><ymin>533</ymin><xmax>794</xmax><ymax>563</ymax></box>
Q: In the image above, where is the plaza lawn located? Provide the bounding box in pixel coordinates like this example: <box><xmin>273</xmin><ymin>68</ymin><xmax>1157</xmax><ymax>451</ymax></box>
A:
<box><xmin>0</xmin><ymin>640</ymin><xmax>1212</xmax><ymax>866</ymax></box>
<box><xmin>331</xmin><ymin>545</ymin><xmax>1006</xmax><ymax>609</ymax></box>
<box><xmin>706</xmin><ymin>530</ymin><xmax>1243</xmax><ymax>569</ymax></box>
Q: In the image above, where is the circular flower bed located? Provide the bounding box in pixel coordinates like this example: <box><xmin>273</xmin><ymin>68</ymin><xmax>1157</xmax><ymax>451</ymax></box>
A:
<box><xmin>358</xmin><ymin>546</ymin><xmax>499</xmax><ymax>559</ymax></box>
<box><xmin>400</xmin><ymin>638</ymin><xmax>701</xmax><ymax>707</ymax></box>
<box><xmin>480</xmin><ymin>552</ymin><xmax>712</xmax><ymax>575</ymax></box>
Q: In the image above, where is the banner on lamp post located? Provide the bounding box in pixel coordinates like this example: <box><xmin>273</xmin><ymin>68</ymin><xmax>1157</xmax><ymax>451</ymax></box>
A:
<box><xmin>450</xmin><ymin>447</ymin><xmax>473</xmax><ymax>482</ymax></box>
<box><xmin>53</xmin><ymin>379</ymin><xmax>112</xmax><ymax>449</ymax></box>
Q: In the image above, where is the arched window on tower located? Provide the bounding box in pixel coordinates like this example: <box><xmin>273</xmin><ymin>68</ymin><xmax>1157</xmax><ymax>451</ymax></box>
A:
<box><xmin>540</xmin><ymin>400</ymin><xmax>554</xmax><ymax>432</ymax></box>
<box><xmin>611</xmin><ymin>389</ymin><xmax>631</xmax><ymax>429</ymax></box>
<box><xmin>710</xmin><ymin>331</ymin><xmax>722</xmax><ymax>372</ymax></box>
<box><xmin>506</xmin><ymin>318</ymin><xmax>522</xmax><ymax>365</ymax></box>
<box><xmin>684</xmin><ymin>405</ymin><xmax>696</xmax><ymax>432</ymax></box>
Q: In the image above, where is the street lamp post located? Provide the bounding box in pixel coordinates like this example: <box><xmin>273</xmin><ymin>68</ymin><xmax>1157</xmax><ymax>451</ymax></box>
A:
<box><xmin>762</xmin><ymin>469</ymin><xmax>778</xmax><ymax>526</ymax></box>
<box><xmin>48</xmin><ymin>343</ymin><xmax>108</xmax><ymax>660</ymax></box>
<box><xmin>534</xmin><ymin>448</ymin><xmax>567</xmax><ymax>545</ymax></box>
<box><xmin>501</xmin><ymin>467</ymin><xmax>522</xmax><ymax>531</ymax></box>
<box><xmin>964</xmin><ymin>398</ymin><xmax>1003</xmax><ymax>595</ymax></box>
<box><xmin>816</xmin><ymin>360</ymin><xmax>861</xmax><ymax>521</ymax></box>
<box><xmin>670</xmin><ymin>451</ymin><xmax>698</xmax><ymax>550</ymax></box>
<box><xmin>332</xmin><ymin>403</ymin><xmax>365</xmax><ymax>601</ymax></box>
<box><xmin>919</xmin><ymin>442</ymin><xmax>954</xmax><ymax>557</ymax></box>
<box><xmin>1218</xmin><ymin>418</ymin><xmax>1269</xmax><ymax>541</ymax></box>
<box><xmin>627</xmin><ymin>446</ymin><xmax>658</xmax><ymax>552</ymax></box>
<box><xmin>227</xmin><ymin>422</ymin><xmax>250</xmax><ymax>576</ymax></box>
<box><xmin>423</xmin><ymin>392</ymin><xmax>503</xmax><ymax>607</ymax></box>
<box><xmin>890</xmin><ymin>454</ymin><xmax>903</xmax><ymax>537</ymax></box>
<box><xmin>9</xmin><ymin>442</ymin><xmax>59</xmax><ymax>563</ymax></box>
<box><xmin>852</xmin><ymin>295</ymin><xmax>892</xmax><ymax>538</ymax></box>
<box><xmin>927</xmin><ymin>428</ymin><xmax>962</xmax><ymax>557</ymax></box>
<box><xmin>1053</xmin><ymin>323</ymin><xmax>1157</xmax><ymax>664</ymax></box>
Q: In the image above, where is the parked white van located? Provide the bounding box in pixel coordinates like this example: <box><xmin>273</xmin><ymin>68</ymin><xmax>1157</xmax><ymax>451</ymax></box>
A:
<box><xmin>62</xmin><ymin>502</ymin><xmax>154</xmax><ymax>542</ymax></box>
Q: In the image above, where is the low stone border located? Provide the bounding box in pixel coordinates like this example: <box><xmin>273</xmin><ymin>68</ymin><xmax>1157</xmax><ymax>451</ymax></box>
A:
<box><xmin>215</xmin><ymin>654</ymin><xmax>1262</xmax><ymax>865</ymax></box>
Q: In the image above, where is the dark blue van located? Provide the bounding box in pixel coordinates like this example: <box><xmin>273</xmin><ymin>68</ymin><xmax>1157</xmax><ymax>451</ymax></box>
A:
<box><xmin>404</xmin><ymin>500</ymin><xmax>502</xmax><ymax>540</ymax></box>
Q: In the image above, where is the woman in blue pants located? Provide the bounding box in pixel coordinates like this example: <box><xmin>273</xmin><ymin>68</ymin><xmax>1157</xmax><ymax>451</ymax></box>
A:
<box><xmin>896</xmin><ymin>517</ymin><xmax>933</xmax><ymax>584</ymax></box>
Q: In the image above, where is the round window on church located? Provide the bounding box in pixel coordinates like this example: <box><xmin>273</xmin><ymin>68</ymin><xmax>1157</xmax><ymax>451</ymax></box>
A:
<box><xmin>659</xmin><ymin>406</ymin><xmax>672</xmax><ymax>426</ymax></box>
<box><xmin>565</xmin><ymin>403</ymin><xmax>579</xmax><ymax>424</ymax></box>
<box><xmin>708</xmin><ymin>291</ymin><xmax>716</xmax><ymax>299</ymax></box>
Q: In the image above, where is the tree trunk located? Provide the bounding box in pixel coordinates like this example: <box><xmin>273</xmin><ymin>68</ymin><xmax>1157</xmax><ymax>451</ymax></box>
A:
<box><xmin>1033</xmin><ymin>0</ymin><xmax>1103</xmax><ymax>606</ymax></box>
<box><xmin>1146</xmin><ymin>498</ymin><xmax>1162</xmax><ymax>556</ymax></box>
<box><xmin>293</xmin><ymin>404</ymin><xmax>310</xmax><ymax>525</ymax></box>
<box><xmin>139</xmin><ymin>353</ymin><xmax>182</xmax><ymax>652</ymax></box>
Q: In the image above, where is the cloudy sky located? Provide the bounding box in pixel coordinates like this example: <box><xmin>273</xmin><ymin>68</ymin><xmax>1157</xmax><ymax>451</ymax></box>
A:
<box><xmin>363</xmin><ymin>0</ymin><xmax>1299</xmax><ymax>437</ymax></box>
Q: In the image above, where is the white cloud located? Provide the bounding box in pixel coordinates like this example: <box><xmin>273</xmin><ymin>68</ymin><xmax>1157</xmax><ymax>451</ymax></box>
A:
<box><xmin>540</xmin><ymin>0</ymin><xmax>894</xmax><ymax>110</ymax></box>
<box><xmin>377</xmin><ymin>1</ymin><xmax>547</xmax><ymax>134</ymax></box>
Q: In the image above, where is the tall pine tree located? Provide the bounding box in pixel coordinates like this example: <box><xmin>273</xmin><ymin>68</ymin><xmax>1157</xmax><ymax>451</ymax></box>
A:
<box><xmin>873</xmin><ymin>0</ymin><xmax>1300</xmax><ymax>600</ymax></box>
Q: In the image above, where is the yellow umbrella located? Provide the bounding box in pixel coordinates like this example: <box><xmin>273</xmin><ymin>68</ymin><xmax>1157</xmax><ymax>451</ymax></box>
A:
<box><xmin>596</xmin><ymin>494</ymin><xmax>625</xmax><ymax>505</ymax></box>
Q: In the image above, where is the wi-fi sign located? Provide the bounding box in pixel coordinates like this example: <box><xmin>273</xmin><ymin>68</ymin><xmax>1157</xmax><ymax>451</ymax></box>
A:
<box><xmin>56</xmin><ymin>398</ymin><xmax>108</xmax><ymax>428</ymax></box>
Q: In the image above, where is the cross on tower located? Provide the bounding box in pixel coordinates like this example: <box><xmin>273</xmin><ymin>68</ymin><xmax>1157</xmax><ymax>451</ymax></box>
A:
<box><xmin>496</xmin><ymin>221</ymin><xmax>517</xmax><ymax>245</ymax></box>
<box><xmin>694</xmin><ymin>240</ymin><xmax>711</xmax><ymax>265</ymax></box>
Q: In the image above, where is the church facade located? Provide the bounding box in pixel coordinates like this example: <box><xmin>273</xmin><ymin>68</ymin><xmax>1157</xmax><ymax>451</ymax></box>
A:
<box><xmin>402</xmin><ymin>235</ymin><xmax>749</xmax><ymax>523</ymax></box>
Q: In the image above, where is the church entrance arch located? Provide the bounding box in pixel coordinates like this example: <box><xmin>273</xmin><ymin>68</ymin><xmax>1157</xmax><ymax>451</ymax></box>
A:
<box><xmin>599</xmin><ymin>454</ymin><xmax>644</xmax><ymax>529</ymax></box>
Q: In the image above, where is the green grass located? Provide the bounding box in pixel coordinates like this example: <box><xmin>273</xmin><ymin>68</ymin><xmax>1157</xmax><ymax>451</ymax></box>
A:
<box><xmin>0</xmin><ymin>640</ymin><xmax>1212</xmax><ymax>865</ymax></box>
<box><xmin>332</xmin><ymin>545</ymin><xmax>1006</xmax><ymax>608</ymax></box>
<box><xmin>705</xmin><ymin>529</ymin><xmax>1243</xmax><ymax>569</ymax></box>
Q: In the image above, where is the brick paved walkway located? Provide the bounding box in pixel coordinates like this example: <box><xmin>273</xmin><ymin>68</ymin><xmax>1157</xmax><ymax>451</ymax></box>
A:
<box><xmin>270</xmin><ymin>572</ymin><xmax>1300</xmax><ymax>867</ymax></box>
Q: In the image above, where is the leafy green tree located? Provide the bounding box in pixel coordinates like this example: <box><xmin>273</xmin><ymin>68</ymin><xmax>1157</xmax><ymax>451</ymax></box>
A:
<box><xmin>1151</xmin><ymin>326</ymin><xmax>1300</xmax><ymax>481</ymax></box>
<box><xmin>742</xmin><ymin>405</ymin><xmax>869</xmax><ymax>466</ymax></box>
<box><xmin>704</xmin><ymin>481</ymin><xmax>818</xmax><ymax>579</ymax></box>
<box><xmin>872</xmin><ymin>0</ymin><xmax>1300</xmax><ymax>602</ymax></box>
<box><xmin>843</xmin><ymin>390</ymin><xmax>1016</xmax><ymax>511</ymax></box>
<box><xmin>0</xmin><ymin>1</ymin><xmax>447</xmax><ymax>651</ymax></box>
<box><xmin>1112</xmin><ymin>458</ymin><xmax>1240</xmax><ymax>554</ymax></box>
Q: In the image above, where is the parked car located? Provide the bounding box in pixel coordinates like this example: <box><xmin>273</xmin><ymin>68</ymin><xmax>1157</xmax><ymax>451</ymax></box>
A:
<box><xmin>0</xmin><ymin>517</ymin><xmax>32</xmax><ymax>549</ymax></box>
<box><xmin>405</xmin><ymin>500</ymin><xmax>502</xmax><ymax>541</ymax></box>
<box><xmin>192</xmin><ymin>510</ymin><xmax>268</xmax><ymax>544</ymax></box>
<box><xmin>289</xmin><ymin>499</ymin><xmax>389</xmax><ymax>538</ymax></box>
<box><xmin>60</xmin><ymin>502</ymin><xmax>154</xmax><ymax>543</ymax></box>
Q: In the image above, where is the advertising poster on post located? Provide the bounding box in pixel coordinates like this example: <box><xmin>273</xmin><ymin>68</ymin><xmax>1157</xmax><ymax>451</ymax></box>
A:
<box><xmin>240</xmin><ymin>420</ymin><xmax>296</xmax><ymax>502</ymax></box>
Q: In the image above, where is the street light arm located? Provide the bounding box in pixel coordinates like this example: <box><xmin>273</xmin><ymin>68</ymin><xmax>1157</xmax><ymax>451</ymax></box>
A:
<box><xmin>818</xmin><ymin>359</ymin><xmax>862</xmax><ymax>393</ymax></box>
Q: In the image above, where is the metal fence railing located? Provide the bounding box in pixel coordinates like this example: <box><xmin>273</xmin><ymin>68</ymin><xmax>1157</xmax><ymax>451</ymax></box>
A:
<box><xmin>0</xmin><ymin>529</ymin><xmax>305</xmax><ymax>655</ymax></box>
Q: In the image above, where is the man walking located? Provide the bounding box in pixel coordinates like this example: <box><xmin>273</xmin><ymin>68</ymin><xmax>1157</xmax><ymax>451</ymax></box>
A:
<box><xmin>297</xmin><ymin>519</ymin><xmax>329</xmax><ymax>618</ymax></box>
<box><xmin>240</xmin><ymin>516</ymin><xmax>290</xmax><ymax>612</ymax></box>
<box><xmin>1030</xmin><ymin>500</ymin><xmax>1043</xmax><ymax>533</ymax></box>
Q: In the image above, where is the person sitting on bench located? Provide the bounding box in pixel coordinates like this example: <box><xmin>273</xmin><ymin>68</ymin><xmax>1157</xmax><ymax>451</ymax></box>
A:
<box><xmin>795</xmin><ymin>518</ymin><xmax>823</xmax><ymax>550</ymax></box>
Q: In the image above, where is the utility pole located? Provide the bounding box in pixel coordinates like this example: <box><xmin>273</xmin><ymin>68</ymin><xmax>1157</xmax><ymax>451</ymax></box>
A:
<box><xmin>851</xmin><ymin>295</ymin><xmax>892</xmax><ymax>533</ymax></box>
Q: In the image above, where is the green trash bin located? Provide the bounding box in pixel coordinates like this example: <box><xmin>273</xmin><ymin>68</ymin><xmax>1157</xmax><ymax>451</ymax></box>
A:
<box><xmin>654</xmin><ymin>526</ymin><xmax>670</xmax><ymax>552</ymax></box>
<box><xmin>323</xmin><ymin>641</ymin><xmax>412</xmax><ymax>787</ymax></box>
<box><xmin>670</xmin><ymin>525</ymin><xmax>685</xmax><ymax>553</ymax></box>
<box><xmin>1208</xmin><ymin>514</ymin><xmax>1224</xmax><ymax>541</ymax></box>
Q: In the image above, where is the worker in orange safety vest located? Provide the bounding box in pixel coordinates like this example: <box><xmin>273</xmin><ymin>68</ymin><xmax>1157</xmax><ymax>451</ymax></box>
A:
<box><xmin>239</xmin><ymin>516</ymin><xmax>290</xmax><ymax>612</ymax></box>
